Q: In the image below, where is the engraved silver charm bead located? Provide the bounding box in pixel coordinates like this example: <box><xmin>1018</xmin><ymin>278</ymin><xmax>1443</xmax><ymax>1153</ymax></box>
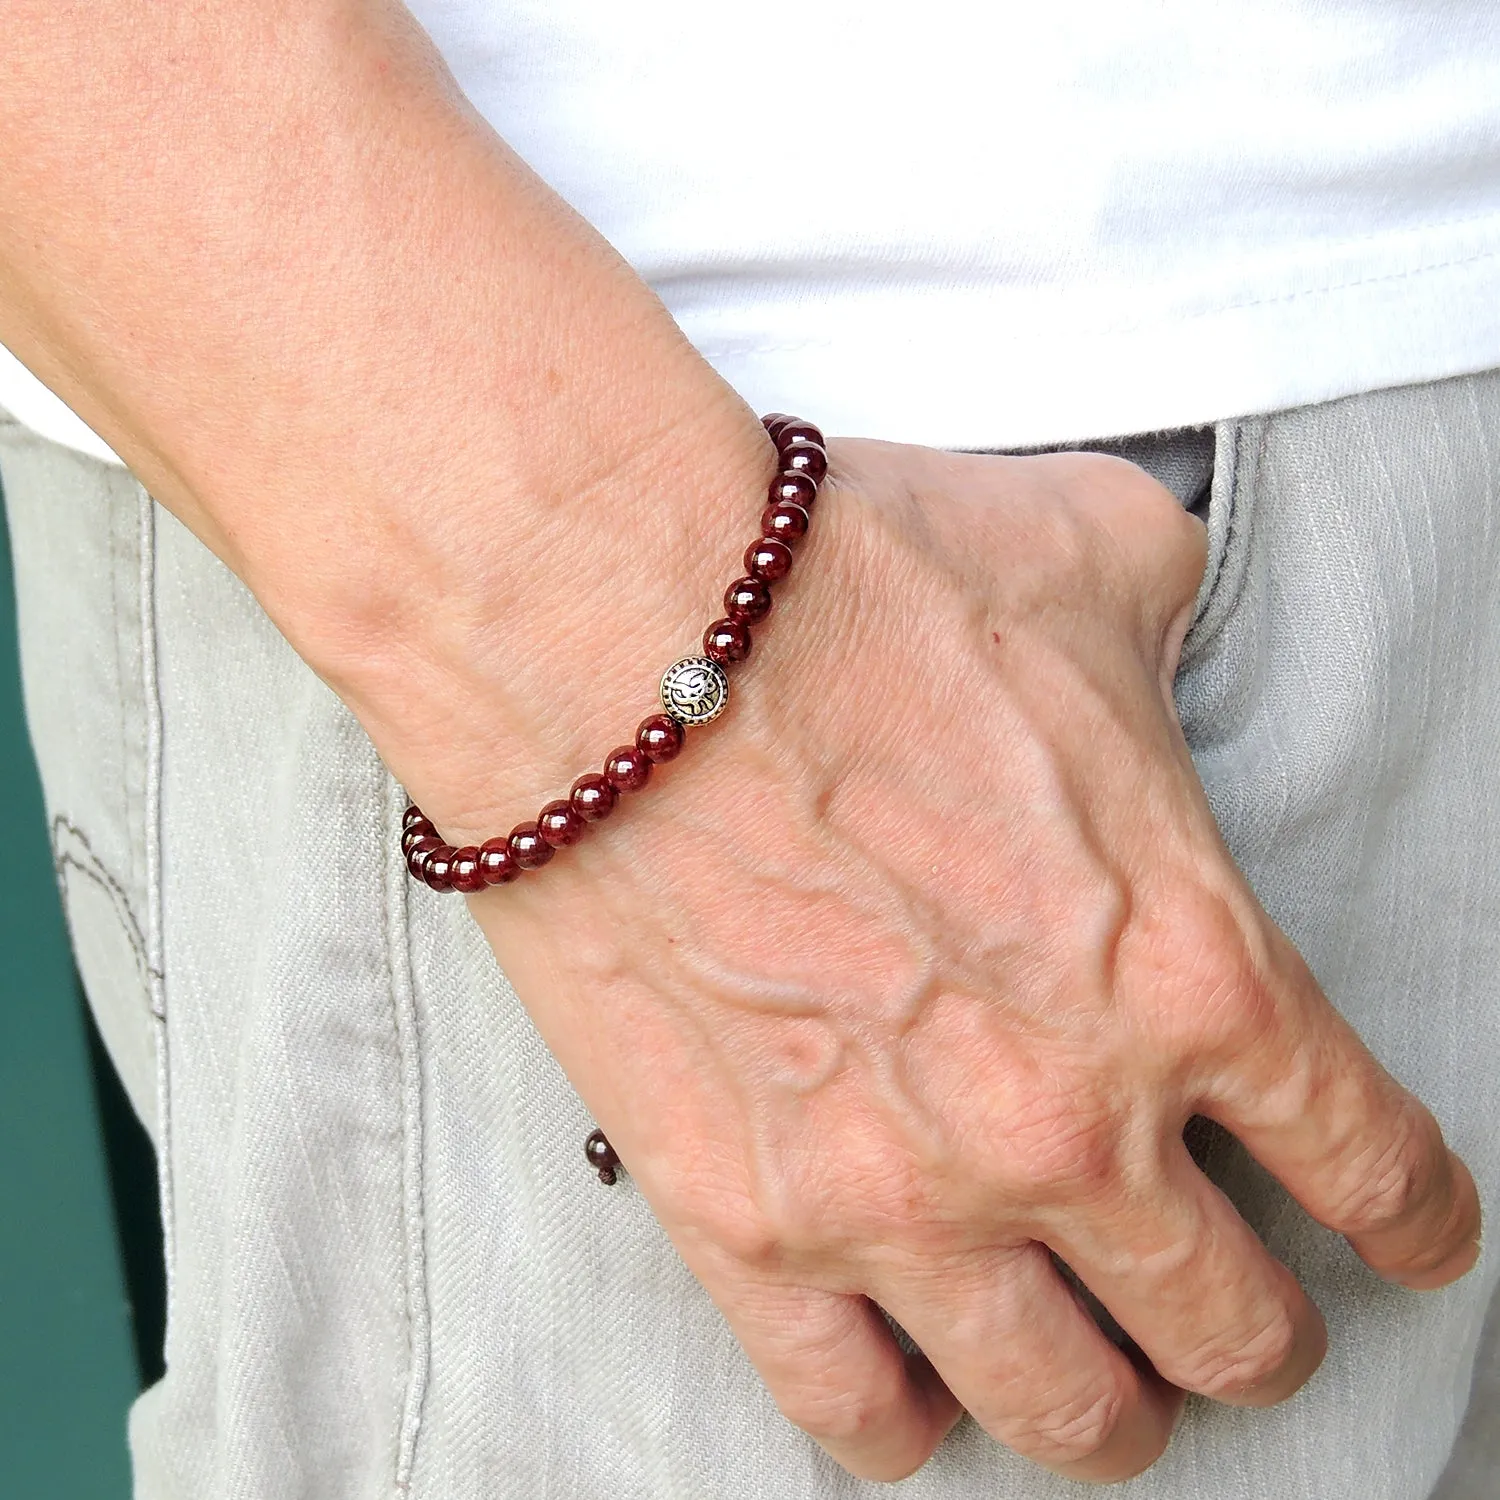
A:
<box><xmin>660</xmin><ymin>655</ymin><xmax>730</xmax><ymax>726</ymax></box>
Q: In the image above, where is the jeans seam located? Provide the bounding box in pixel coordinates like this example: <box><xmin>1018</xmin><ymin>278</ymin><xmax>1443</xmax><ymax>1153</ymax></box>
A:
<box><xmin>384</xmin><ymin>769</ymin><xmax>431</xmax><ymax>1491</ymax></box>
<box><xmin>136</xmin><ymin>480</ymin><xmax>176</xmax><ymax>1335</ymax></box>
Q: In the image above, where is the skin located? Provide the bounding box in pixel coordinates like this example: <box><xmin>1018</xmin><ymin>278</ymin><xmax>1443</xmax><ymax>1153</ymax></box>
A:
<box><xmin>0</xmin><ymin>0</ymin><xmax>1481</xmax><ymax>1484</ymax></box>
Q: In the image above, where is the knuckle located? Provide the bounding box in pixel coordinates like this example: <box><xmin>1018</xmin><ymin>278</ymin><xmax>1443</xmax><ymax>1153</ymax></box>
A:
<box><xmin>1074</xmin><ymin>452</ymin><xmax>1206</xmax><ymax>581</ymax></box>
<box><xmin>1078</xmin><ymin>451</ymin><xmax>1179</xmax><ymax>515</ymax></box>
<box><xmin>1325</xmin><ymin>1106</ymin><xmax>1440</xmax><ymax>1236</ymax></box>
<box><xmin>683</xmin><ymin>1194</ymin><xmax>786</xmax><ymax>1268</ymax></box>
<box><xmin>1012</xmin><ymin>1379</ymin><xmax>1127</xmax><ymax>1466</ymax></box>
<box><xmin>998</xmin><ymin>1098</ymin><xmax>1121</xmax><ymax>1206</ymax></box>
<box><xmin>1205</xmin><ymin>955</ymin><xmax>1280</xmax><ymax>1049</ymax></box>
<box><xmin>1141</xmin><ymin>894</ymin><xmax>1284</xmax><ymax>1059</ymax></box>
<box><xmin>1171</xmin><ymin>1308</ymin><xmax>1298</xmax><ymax>1399</ymax></box>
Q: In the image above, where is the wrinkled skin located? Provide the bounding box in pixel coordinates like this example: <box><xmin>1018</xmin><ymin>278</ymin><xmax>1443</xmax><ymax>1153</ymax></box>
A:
<box><xmin>384</xmin><ymin>438</ymin><xmax>1480</xmax><ymax>1483</ymax></box>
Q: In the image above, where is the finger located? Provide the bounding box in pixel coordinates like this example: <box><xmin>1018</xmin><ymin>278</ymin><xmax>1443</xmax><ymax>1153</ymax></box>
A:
<box><xmin>1049</xmin><ymin>1139</ymin><xmax>1326</xmax><ymax>1407</ymax></box>
<box><xmin>698</xmin><ymin>1268</ymin><xmax>960</xmax><ymax>1481</ymax></box>
<box><xmin>1203</xmin><ymin>933</ymin><xmax>1481</xmax><ymax>1290</ymax></box>
<box><xmin>875</xmin><ymin>1241</ymin><xmax>1184</xmax><ymax>1482</ymax></box>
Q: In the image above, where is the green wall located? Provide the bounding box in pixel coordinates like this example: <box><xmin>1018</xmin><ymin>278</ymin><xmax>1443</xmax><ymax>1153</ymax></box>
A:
<box><xmin>0</xmin><ymin>486</ymin><xmax>142</xmax><ymax>1494</ymax></box>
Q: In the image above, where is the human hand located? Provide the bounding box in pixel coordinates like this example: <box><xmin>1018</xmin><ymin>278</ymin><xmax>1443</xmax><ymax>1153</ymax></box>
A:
<box><xmin>394</xmin><ymin>437</ymin><xmax>1480</xmax><ymax>1484</ymax></box>
<box><xmin>0</xmin><ymin>0</ymin><xmax>1474</xmax><ymax>1476</ymax></box>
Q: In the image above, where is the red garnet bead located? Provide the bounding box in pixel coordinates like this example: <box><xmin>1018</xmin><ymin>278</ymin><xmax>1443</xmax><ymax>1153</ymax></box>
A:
<box><xmin>450</xmin><ymin>846</ymin><xmax>487</xmax><ymax>893</ymax></box>
<box><xmin>508</xmin><ymin>822</ymin><xmax>555</xmax><ymax>869</ymax></box>
<box><xmin>770</xmin><ymin>471</ymin><xmax>817</xmax><ymax>511</ymax></box>
<box><xmin>636</xmin><ymin>713</ymin><xmax>684</xmax><ymax>763</ymax></box>
<box><xmin>570</xmin><ymin>772</ymin><xmax>618</xmax><ymax>821</ymax></box>
<box><xmin>762</xmin><ymin>412</ymin><xmax>793</xmax><ymax>441</ymax></box>
<box><xmin>746</xmin><ymin>537</ymin><xmax>794</xmax><ymax>582</ymax></box>
<box><xmin>406</xmin><ymin>834</ymin><xmax>442</xmax><ymax>880</ymax></box>
<box><xmin>538</xmin><ymin>799</ymin><xmax>585</xmax><ymax>848</ymax></box>
<box><xmin>703</xmin><ymin>617</ymin><xmax>752</xmax><ymax>665</ymax></box>
<box><xmin>585</xmin><ymin>1128</ymin><xmax>621</xmax><ymax>1185</ymax></box>
<box><xmin>401</xmin><ymin>804</ymin><xmax>428</xmax><ymax>831</ymax></box>
<box><xmin>724</xmin><ymin>575</ymin><xmax>772</xmax><ymax>626</ymax></box>
<box><xmin>604</xmin><ymin>744</ymin><xmax>652</xmax><ymax>792</ymax></box>
<box><xmin>761</xmin><ymin>500</ymin><xmax>809</xmax><ymax>545</ymax></box>
<box><xmin>775</xmin><ymin>420</ymin><xmax>824</xmax><ymax>452</ymax></box>
<box><xmin>780</xmin><ymin>439</ymin><xmax>828</xmax><ymax>484</ymax></box>
<box><xmin>423</xmin><ymin>844</ymin><xmax>458</xmax><ymax>891</ymax></box>
<box><xmin>479</xmin><ymin>836</ymin><xmax>520</xmax><ymax>884</ymax></box>
<box><xmin>401</xmin><ymin>819</ymin><xmax>436</xmax><ymax>856</ymax></box>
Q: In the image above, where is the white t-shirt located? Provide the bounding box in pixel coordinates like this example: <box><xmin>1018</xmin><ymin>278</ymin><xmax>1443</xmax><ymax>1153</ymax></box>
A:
<box><xmin>6</xmin><ymin>0</ymin><xmax>1500</xmax><ymax>461</ymax></box>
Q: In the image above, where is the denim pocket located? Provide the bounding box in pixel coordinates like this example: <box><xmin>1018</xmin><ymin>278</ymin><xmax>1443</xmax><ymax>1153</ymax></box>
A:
<box><xmin>1179</xmin><ymin>414</ymin><xmax>1265</xmax><ymax>670</ymax></box>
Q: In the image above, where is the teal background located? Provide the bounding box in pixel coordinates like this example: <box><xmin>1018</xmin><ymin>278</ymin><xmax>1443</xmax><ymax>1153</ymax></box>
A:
<box><xmin>0</xmin><ymin>487</ymin><xmax>147</xmax><ymax>1494</ymax></box>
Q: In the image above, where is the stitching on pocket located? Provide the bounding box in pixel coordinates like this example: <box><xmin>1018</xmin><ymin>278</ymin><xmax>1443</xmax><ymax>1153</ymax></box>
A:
<box><xmin>51</xmin><ymin>814</ymin><xmax>156</xmax><ymax>983</ymax></box>
<box><xmin>384</xmin><ymin>770</ymin><xmax>431</xmax><ymax>1490</ymax></box>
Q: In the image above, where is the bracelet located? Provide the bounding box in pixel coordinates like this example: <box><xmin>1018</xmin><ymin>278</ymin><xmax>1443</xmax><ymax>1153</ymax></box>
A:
<box><xmin>399</xmin><ymin>413</ymin><xmax>827</xmax><ymax>896</ymax></box>
<box><xmin>401</xmin><ymin>413</ymin><xmax>825</xmax><ymax>1184</ymax></box>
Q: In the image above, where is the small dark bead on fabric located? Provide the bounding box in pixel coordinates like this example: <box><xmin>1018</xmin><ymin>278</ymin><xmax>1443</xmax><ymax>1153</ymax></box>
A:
<box><xmin>585</xmin><ymin>1128</ymin><xmax>621</xmax><ymax>1186</ymax></box>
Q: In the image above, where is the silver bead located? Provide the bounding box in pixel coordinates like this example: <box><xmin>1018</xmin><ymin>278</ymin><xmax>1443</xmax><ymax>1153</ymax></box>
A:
<box><xmin>660</xmin><ymin>655</ymin><xmax>730</xmax><ymax>726</ymax></box>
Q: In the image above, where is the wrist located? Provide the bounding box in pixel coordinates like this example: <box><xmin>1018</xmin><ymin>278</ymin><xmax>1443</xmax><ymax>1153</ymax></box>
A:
<box><xmin>317</xmin><ymin>376</ymin><xmax>781</xmax><ymax>843</ymax></box>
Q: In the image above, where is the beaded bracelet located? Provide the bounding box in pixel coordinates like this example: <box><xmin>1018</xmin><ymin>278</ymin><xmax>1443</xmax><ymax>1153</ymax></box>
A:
<box><xmin>399</xmin><ymin>414</ymin><xmax>825</xmax><ymax>1186</ymax></box>
<box><xmin>399</xmin><ymin>413</ymin><xmax>827</xmax><ymax>897</ymax></box>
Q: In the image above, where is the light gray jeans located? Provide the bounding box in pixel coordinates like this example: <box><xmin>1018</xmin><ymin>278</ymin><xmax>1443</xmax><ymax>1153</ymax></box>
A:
<box><xmin>2</xmin><ymin>373</ymin><xmax>1498</xmax><ymax>1500</ymax></box>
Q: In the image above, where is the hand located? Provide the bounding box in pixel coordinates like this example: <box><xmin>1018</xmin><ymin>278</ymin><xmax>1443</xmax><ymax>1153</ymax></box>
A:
<box><xmin>0</xmin><ymin>6</ymin><xmax>1474</xmax><ymax>1475</ymax></box>
<box><xmin>394</xmin><ymin>436</ymin><xmax>1482</xmax><ymax>1483</ymax></box>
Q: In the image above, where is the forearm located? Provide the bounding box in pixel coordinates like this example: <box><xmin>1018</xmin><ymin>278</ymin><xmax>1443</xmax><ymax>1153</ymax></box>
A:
<box><xmin>0</xmin><ymin>0</ymin><xmax>768</xmax><ymax>823</ymax></box>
